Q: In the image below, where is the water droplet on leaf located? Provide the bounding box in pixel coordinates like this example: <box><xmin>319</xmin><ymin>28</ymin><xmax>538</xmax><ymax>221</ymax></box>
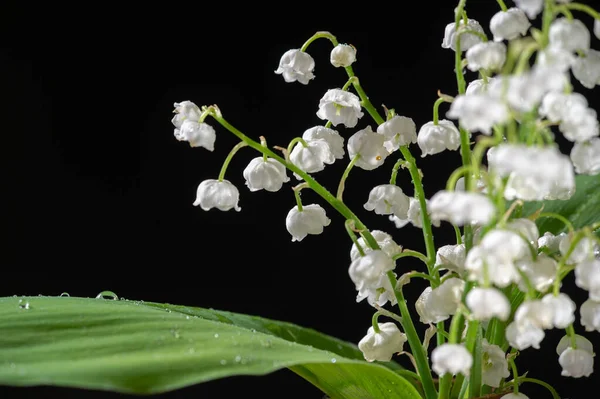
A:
<box><xmin>330</xmin><ymin>358</ymin><xmax>337</xmax><ymax>363</ymax></box>
<box><xmin>220</xmin><ymin>359</ymin><xmax>227</xmax><ymax>365</ymax></box>
<box><xmin>95</xmin><ymin>291</ymin><xmax>118</xmax><ymax>300</ymax></box>
<box><xmin>214</xmin><ymin>333</ymin><xmax>219</xmax><ymax>338</ymax></box>
<box><xmin>59</xmin><ymin>292</ymin><xmax>70</xmax><ymax>297</ymax></box>
<box><xmin>234</xmin><ymin>355</ymin><xmax>242</xmax><ymax>363</ymax></box>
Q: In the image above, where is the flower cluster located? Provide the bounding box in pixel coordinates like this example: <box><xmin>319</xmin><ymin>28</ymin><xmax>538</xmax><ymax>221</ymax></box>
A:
<box><xmin>171</xmin><ymin>2</ymin><xmax>600</xmax><ymax>398</ymax></box>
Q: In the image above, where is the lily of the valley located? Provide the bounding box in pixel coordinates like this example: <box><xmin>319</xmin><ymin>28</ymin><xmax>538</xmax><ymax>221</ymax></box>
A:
<box><xmin>364</xmin><ymin>184</ymin><xmax>410</xmax><ymax>219</ymax></box>
<box><xmin>316</xmin><ymin>89</ymin><xmax>363</xmax><ymax>128</ymax></box>
<box><xmin>285</xmin><ymin>204</ymin><xmax>331</xmax><ymax>242</ymax></box>
<box><xmin>347</xmin><ymin>126</ymin><xmax>389</xmax><ymax>170</ymax></box>
<box><xmin>289</xmin><ymin>140</ymin><xmax>335</xmax><ymax>176</ymax></box>
<box><xmin>417</xmin><ymin>120</ymin><xmax>461</xmax><ymax>156</ymax></box>
<box><xmin>490</xmin><ymin>8</ymin><xmax>531</xmax><ymax>41</ymax></box>
<box><xmin>243</xmin><ymin>157</ymin><xmax>289</xmax><ymax>192</ymax></box>
<box><xmin>194</xmin><ymin>179</ymin><xmax>241</xmax><ymax>212</ymax></box>
<box><xmin>442</xmin><ymin>18</ymin><xmax>485</xmax><ymax>52</ymax></box>
<box><xmin>428</xmin><ymin>190</ymin><xmax>495</xmax><ymax>226</ymax></box>
<box><xmin>275</xmin><ymin>49</ymin><xmax>315</xmax><ymax>85</ymax></box>
<box><xmin>432</xmin><ymin>343</ymin><xmax>473</xmax><ymax>376</ymax></box>
<box><xmin>330</xmin><ymin>44</ymin><xmax>356</xmax><ymax>68</ymax></box>
<box><xmin>376</xmin><ymin>115</ymin><xmax>417</xmax><ymax>152</ymax></box>
<box><xmin>358</xmin><ymin>322</ymin><xmax>407</xmax><ymax>362</ymax></box>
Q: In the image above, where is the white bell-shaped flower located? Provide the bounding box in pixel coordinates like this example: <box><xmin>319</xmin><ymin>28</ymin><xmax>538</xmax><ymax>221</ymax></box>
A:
<box><xmin>442</xmin><ymin>19</ymin><xmax>485</xmax><ymax>52</ymax></box>
<box><xmin>193</xmin><ymin>179</ymin><xmax>241</xmax><ymax>212</ymax></box>
<box><xmin>516</xmin><ymin>254</ymin><xmax>557</xmax><ymax>292</ymax></box>
<box><xmin>466</xmin><ymin>78</ymin><xmax>488</xmax><ymax>95</ymax></box>
<box><xmin>465</xmin><ymin>229</ymin><xmax>531</xmax><ymax>287</ymax></box>
<box><xmin>549</xmin><ymin>18</ymin><xmax>591</xmax><ymax>53</ymax></box>
<box><xmin>539</xmin><ymin>92</ymin><xmax>588</xmax><ymax>123</ymax></box>
<box><xmin>435</xmin><ymin>244</ymin><xmax>466</xmax><ymax>274</ymax></box>
<box><xmin>559</xmin><ymin>347</ymin><xmax>594</xmax><ymax>378</ymax></box>
<box><xmin>173</xmin><ymin>120</ymin><xmax>217</xmax><ymax>151</ymax></box>
<box><xmin>377</xmin><ymin>115</ymin><xmax>417</xmax><ymax>152</ymax></box>
<box><xmin>446</xmin><ymin>94</ymin><xmax>509</xmax><ymax>135</ymax></box>
<box><xmin>417</xmin><ymin>120</ymin><xmax>461</xmax><ymax>156</ymax></box>
<box><xmin>466</xmin><ymin>42</ymin><xmax>506</xmax><ymax>72</ymax></box>
<box><xmin>538</xmin><ymin>232</ymin><xmax>566</xmax><ymax>253</ymax></box>
<box><xmin>561</xmin><ymin>235</ymin><xmax>598</xmax><ymax>264</ymax></box>
<box><xmin>541</xmin><ymin>293</ymin><xmax>576</xmax><ymax>329</ymax></box>
<box><xmin>285</xmin><ymin>204</ymin><xmax>331</xmax><ymax>242</ymax></box>
<box><xmin>572</xmin><ymin>50</ymin><xmax>600</xmax><ymax>89</ymax></box>
<box><xmin>347</xmin><ymin>126</ymin><xmax>389</xmax><ymax>170</ymax></box>
<box><xmin>514</xmin><ymin>0</ymin><xmax>543</xmax><ymax>19</ymax></box>
<box><xmin>389</xmin><ymin>197</ymin><xmax>440</xmax><ymax>229</ymax></box>
<box><xmin>581</xmin><ymin>299</ymin><xmax>600</xmax><ymax>332</ymax></box>
<box><xmin>330</xmin><ymin>44</ymin><xmax>357</xmax><ymax>68</ymax></box>
<box><xmin>506</xmin><ymin>218</ymin><xmax>539</xmax><ymax>248</ymax></box>
<box><xmin>536</xmin><ymin>46</ymin><xmax>575</xmax><ymax>72</ymax></box>
<box><xmin>358</xmin><ymin>322</ymin><xmax>407</xmax><ymax>362</ymax></box>
<box><xmin>316</xmin><ymin>89</ymin><xmax>363</xmax><ymax>128</ymax></box>
<box><xmin>482</xmin><ymin>339</ymin><xmax>510</xmax><ymax>387</ymax></box>
<box><xmin>416</xmin><ymin>279</ymin><xmax>464</xmax><ymax>324</ymax></box>
<box><xmin>505</xmin><ymin>320</ymin><xmax>545</xmax><ymax>350</ymax></box>
<box><xmin>490</xmin><ymin>8</ymin><xmax>531</xmax><ymax>41</ymax></box>
<box><xmin>172</xmin><ymin>101</ymin><xmax>202</xmax><ymax>127</ymax></box>
<box><xmin>302</xmin><ymin>126</ymin><xmax>345</xmax><ymax>159</ymax></box>
<box><xmin>350</xmin><ymin>230</ymin><xmax>402</xmax><ymax>261</ymax></box>
<box><xmin>428</xmin><ymin>190</ymin><xmax>495</xmax><ymax>226</ymax></box>
<box><xmin>364</xmin><ymin>184</ymin><xmax>410</xmax><ymax>219</ymax></box>
<box><xmin>466</xmin><ymin>287</ymin><xmax>510</xmax><ymax>321</ymax></box>
<box><xmin>432</xmin><ymin>344</ymin><xmax>473</xmax><ymax>376</ymax></box>
<box><xmin>575</xmin><ymin>259</ymin><xmax>600</xmax><ymax>300</ymax></box>
<box><xmin>558</xmin><ymin>102</ymin><xmax>599</xmax><ymax>143</ymax></box>
<box><xmin>595</xmin><ymin>19</ymin><xmax>600</xmax><ymax>39</ymax></box>
<box><xmin>557</xmin><ymin>334</ymin><xmax>595</xmax><ymax>356</ymax></box>
<box><xmin>515</xmin><ymin>299</ymin><xmax>554</xmax><ymax>329</ymax></box>
<box><xmin>416</xmin><ymin>287</ymin><xmax>447</xmax><ymax>324</ymax></box>
<box><xmin>349</xmin><ymin>250</ymin><xmax>396</xmax><ymax>306</ymax></box>
<box><xmin>274</xmin><ymin>49</ymin><xmax>315</xmax><ymax>85</ymax></box>
<box><xmin>289</xmin><ymin>140</ymin><xmax>335</xmax><ymax>175</ymax></box>
<box><xmin>242</xmin><ymin>157</ymin><xmax>289</xmax><ymax>192</ymax></box>
<box><xmin>571</xmin><ymin>138</ymin><xmax>600</xmax><ymax>175</ymax></box>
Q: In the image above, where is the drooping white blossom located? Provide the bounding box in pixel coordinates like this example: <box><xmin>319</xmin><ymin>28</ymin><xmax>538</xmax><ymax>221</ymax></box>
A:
<box><xmin>465</xmin><ymin>229</ymin><xmax>531</xmax><ymax>287</ymax></box>
<box><xmin>417</xmin><ymin>120</ymin><xmax>461</xmax><ymax>156</ymax></box>
<box><xmin>389</xmin><ymin>197</ymin><xmax>440</xmax><ymax>229</ymax></box>
<box><xmin>466</xmin><ymin>42</ymin><xmax>506</xmax><ymax>72</ymax></box>
<box><xmin>515</xmin><ymin>299</ymin><xmax>555</xmax><ymax>330</ymax></box>
<box><xmin>558</xmin><ymin>102</ymin><xmax>600</xmax><ymax>143</ymax></box>
<box><xmin>536</xmin><ymin>46</ymin><xmax>575</xmax><ymax>72</ymax></box>
<box><xmin>466</xmin><ymin>79</ymin><xmax>488</xmax><ymax>95</ymax></box>
<box><xmin>416</xmin><ymin>279</ymin><xmax>464</xmax><ymax>324</ymax></box>
<box><xmin>432</xmin><ymin>344</ymin><xmax>473</xmax><ymax>376</ymax></box>
<box><xmin>506</xmin><ymin>218</ymin><xmax>539</xmax><ymax>248</ymax></box>
<box><xmin>549</xmin><ymin>18</ymin><xmax>591</xmax><ymax>53</ymax></box>
<box><xmin>275</xmin><ymin>49</ymin><xmax>315</xmax><ymax>85</ymax></box>
<box><xmin>348</xmin><ymin>126</ymin><xmax>389</xmax><ymax>170</ymax></box>
<box><xmin>561</xmin><ymin>235</ymin><xmax>598</xmax><ymax>264</ymax></box>
<box><xmin>541</xmin><ymin>293</ymin><xmax>576</xmax><ymax>329</ymax></box>
<box><xmin>172</xmin><ymin>101</ymin><xmax>202</xmax><ymax>128</ymax></box>
<box><xmin>505</xmin><ymin>320</ymin><xmax>545</xmax><ymax>350</ymax></box>
<box><xmin>350</xmin><ymin>230</ymin><xmax>402</xmax><ymax>261</ymax></box>
<box><xmin>490</xmin><ymin>8</ymin><xmax>531</xmax><ymax>41</ymax></box>
<box><xmin>428</xmin><ymin>190</ymin><xmax>495</xmax><ymax>226</ymax></box>
<box><xmin>316</xmin><ymin>89</ymin><xmax>363</xmax><ymax>128</ymax></box>
<box><xmin>538</xmin><ymin>232</ymin><xmax>567</xmax><ymax>253</ymax></box>
<box><xmin>571</xmin><ymin>138</ymin><xmax>600</xmax><ymax>175</ymax></box>
<box><xmin>289</xmin><ymin>139</ymin><xmax>336</xmax><ymax>176</ymax></box>
<box><xmin>575</xmin><ymin>259</ymin><xmax>600</xmax><ymax>300</ymax></box>
<box><xmin>572</xmin><ymin>50</ymin><xmax>600</xmax><ymax>89</ymax></box>
<box><xmin>435</xmin><ymin>244</ymin><xmax>466</xmax><ymax>274</ymax></box>
<box><xmin>559</xmin><ymin>347</ymin><xmax>594</xmax><ymax>378</ymax></box>
<box><xmin>516</xmin><ymin>254</ymin><xmax>557</xmax><ymax>292</ymax></box>
<box><xmin>581</xmin><ymin>299</ymin><xmax>600</xmax><ymax>332</ymax></box>
<box><xmin>302</xmin><ymin>126</ymin><xmax>345</xmax><ymax>159</ymax></box>
<box><xmin>364</xmin><ymin>184</ymin><xmax>410</xmax><ymax>219</ymax></box>
<box><xmin>539</xmin><ymin>92</ymin><xmax>588</xmax><ymax>123</ymax></box>
<box><xmin>349</xmin><ymin>250</ymin><xmax>396</xmax><ymax>306</ymax></box>
<box><xmin>358</xmin><ymin>322</ymin><xmax>407</xmax><ymax>362</ymax></box>
<box><xmin>286</xmin><ymin>204</ymin><xmax>331</xmax><ymax>242</ymax></box>
<box><xmin>514</xmin><ymin>0</ymin><xmax>543</xmax><ymax>19</ymax></box>
<box><xmin>556</xmin><ymin>334</ymin><xmax>595</xmax><ymax>356</ymax></box>
<box><xmin>377</xmin><ymin>115</ymin><xmax>417</xmax><ymax>152</ymax></box>
<box><xmin>442</xmin><ymin>19</ymin><xmax>485</xmax><ymax>52</ymax></box>
<box><xmin>330</xmin><ymin>44</ymin><xmax>357</xmax><ymax>68</ymax></box>
<box><xmin>243</xmin><ymin>157</ymin><xmax>289</xmax><ymax>192</ymax></box>
<box><xmin>482</xmin><ymin>339</ymin><xmax>510</xmax><ymax>387</ymax></box>
<box><xmin>193</xmin><ymin>179</ymin><xmax>241</xmax><ymax>212</ymax></box>
<box><xmin>173</xmin><ymin>120</ymin><xmax>217</xmax><ymax>151</ymax></box>
<box><xmin>466</xmin><ymin>287</ymin><xmax>510</xmax><ymax>321</ymax></box>
<box><xmin>446</xmin><ymin>94</ymin><xmax>509</xmax><ymax>134</ymax></box>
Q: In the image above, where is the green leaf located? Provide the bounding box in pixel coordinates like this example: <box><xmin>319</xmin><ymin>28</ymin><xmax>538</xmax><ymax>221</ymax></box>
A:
<box><xmin>0</xmin><ymin>296</ymin><xmax>422</xmax><ymax>399</ymax></box>
<box><xmin>522</xmin><ymin>174</ymin><xmax>600</xmax><ymax>234</ymax></box>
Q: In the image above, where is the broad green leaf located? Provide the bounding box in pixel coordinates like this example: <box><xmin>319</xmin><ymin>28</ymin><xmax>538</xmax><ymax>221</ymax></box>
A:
<box><xmin>521</xmin><ymin>174</ymin><xmax>600</xmax><ymax>234</ymax></box>
<box><xmin>0</xmin><ymin>296</ymin><xmax>422</xmax><ymax>399</ymax></box>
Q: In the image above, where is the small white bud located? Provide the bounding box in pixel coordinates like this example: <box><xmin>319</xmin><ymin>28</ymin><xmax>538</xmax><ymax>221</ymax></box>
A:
<box><xmin>330</xmin><ymin>44</ymin><xmax>357</xmax><ymax>68</ymax></box>
<box><xmin>432</xmin><ymin>344</ymin><xmax>473</xmax><ymax>376</ymax></box>
<box><xmin>358</xmin><ymin>322</ymin><xmax>407</xmax><ymax>362</ymax></box>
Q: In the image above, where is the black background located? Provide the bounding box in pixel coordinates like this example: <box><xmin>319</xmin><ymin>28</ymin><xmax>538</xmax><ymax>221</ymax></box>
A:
<box><xmin>2</xmin><ymin>0</ymin><xmax>600</xmax><ymax>398</ymax></box>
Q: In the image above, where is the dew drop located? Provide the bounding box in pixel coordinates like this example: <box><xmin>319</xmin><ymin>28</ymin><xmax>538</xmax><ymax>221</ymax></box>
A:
<box><xmin>261</xmin><ymin>340</ymin><xmax>272</xmax><ymax>348</ymax></box>
<box><xmin>220</xmin><ymin>359</ymin><xmax>227</xmax><ymax>365</ymax></box>
<box><xmin>59</xmin><ymin>292</ymin><xmax>70</xmax><ymax>297</ymax></box>
<box><xmin>251</xmin><ymin>328</ymin><xmax>257</xmax><ymax>333</ymax></box>
<box><xmin>171</xmin><ymin>329</ymin><xmax>180</xmax><ymax>339</ymax></box>
<box><xmin>214</xmin><ymin>333</ymin><xmax>220</xmax><ymax>338</ymax></box>
<box><xmin>95</xmin><ymin>291</ymin><xmax>118</xmax><ymax>300</ymax></box>
<box><xmin>185</xmin><ymin>316</ymin><xmax>190</xmax><ymax>320</ymax></box>
<box><xmin>330</xmin><ymin>358</ymin><xmax>337</xmax><ymax>363</ymax></box>
<box><xmin>188</xmin><ymin>348</ymin><xmax>195</xmax><ymax>354</ymax></box>
<box><xmin>18</xmin><ymin>300</ymin><xmax>30</xmax><ymax>310</ymax></box>
<box><xmin>234</xmin><ymin>355</ymin><xmax>242</xmax><ymax>363</ymax></box>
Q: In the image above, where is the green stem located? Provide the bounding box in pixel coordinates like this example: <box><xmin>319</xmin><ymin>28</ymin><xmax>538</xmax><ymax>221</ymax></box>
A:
<box><xmin>408</xmin><ymin>271</ymin><xmax>440</xmax><ymax>285</ymax></box>
<box><xmin>438</xmin><ymin>309</ymin><xmax>465</xmax><ymax>398</ymax></box>
<box><xmin>392</xmin><ymin>250</ymin><xmax>430</xmax><ymax>266</ymax></box>
<box><xmin>287</xmin><ymin>137</ymin><xmax>308</xmax><ymax>156</ymax></box>
<box><xmin>345</xmin><ymin>219</ymin><xmax>365</xmax><ymax>257</ymax></box>
<box><xmin>341</xmin><ymin>76</ymin><xmax>357</xmax><ymax>91</ymax></box>
<box><xmin>518</xmin><ymin>378</ymin><xmax>560</xmax><ymax>399</ymax></box>
<box><xmin>260</xmin><ymin>136</ymin><xmax>268</xmax><ymax>161</ymax></box>
<box><xmin>433</xmin><ymin>97</ymin><xmax>446</xmax><ymax>125</ymax></box>
<box><xmin>454</xmin><ymin>225</ymin><xmax>463</xmax><ymax>245</ymax></box>
<box><xmin>300</xmin><ymin>31</ymin><xmax>338</xmax><ymax>52</ymax></box>
<box><xmin>371</xmin><ymin>312</ymin><xmax>382</xmax><ymax>334</ymax></box>
<box><xmin>337</xmin><ymin>154</ymin><xmax>360</xmax><ymax>200</ymax></box>
<box><xmin>446</xmin><ymin>165</ymin><xmax>477</xmax><ymax>191</ymax></box>
<box><xmin>541</xmin><ymin>0</ymin><xmax>554</xmax><ymax>48</ymax></box>
<box><xmin>390</xmin><ymin>158</ymin><xmax>407</xmax><ymax>185</ymax></box>
<box><xmin>208</xmin><ymin>110</ymin><xmax>381</xmax><ymax>250</ymax></box>
<box><xmin>496</xmin><ymin>0</ymin><xmax>508</xmax><ymax>11</ymax></box>
<box><xmin>564</xmin><ymin>2</ymin><xmax>600</xmax><ymax>18</ymax></box>
<box><xmin>508</xmin><ymin>354</ymin><xmax>519</xmax><ymax>394</ymax></box>
<box><xmin>566</xmin><ymin>324</ymin><xmax>577</xmax><ymax>349</ymax></box>
<box><xmin>553</xmin><ymin>231</ymin><xmax>586</xmax><ymax>295</ymax></box>
<box><xmin>466</xmin><ymin>321</ymin><xmax>482</xmax><ymax>398</ymax></box>
<box><xmin>536</xmin><ymin>212</ymin><xmax>575</xmax><ymax>233</ymax></box>
<box><xmin>293</xmin><ymin>185</ymin><xmax>304</xmax><ymax>212</ymax></box>
<box><xmin>388</xmin><ymin>272</ymin><xmax>438</xmax><ymax>399</ymax></box>
<box><xmin>218</xmin><ymin>141</ymin><xmax>248</xmax><ymax>181</ymax></box>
